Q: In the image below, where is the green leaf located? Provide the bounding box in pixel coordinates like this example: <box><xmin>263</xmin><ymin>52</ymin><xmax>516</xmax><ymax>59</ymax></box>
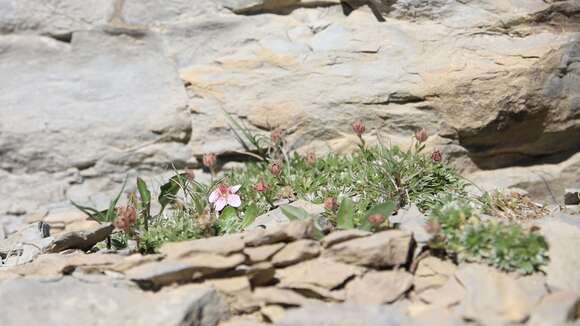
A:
<box><xmin>71</xmin><ymin>201</ymin><xmax>107</xmax><ymax>223</ymax></box>
<box><xmin>280</xmin><ymin>205</ymin><xmax>310</xmax><ymax>221</ymax></box>
<box><xmin>241</xmin><ymin>204</ymin><xmax>259</xmax><ymax>228</ymax></box>
<box><xmin>105</xmin><ymin>178</ymin><xmax>128</xmax><ymax>222</ymax></box>
<box><xmin>337</xmin><ymin>198</ymin><xmax>355</xmax><ymax>229</ymax></box>
<box><xmin>159</xmin><ymin>174</ymin><xmax>186</xmax><ymax>214</ymax></box>
<box><xmin>220</xmin><ymin>206</ymin><xmax>237</xmax><ymax>220</ymax></box>
<box><xmin>360</xmin><ymin>200</ymin><xmax>396</xmax><ymax>231</ymax></box>
<box><xmin>137</xmin><ymin>177</ymin><xmax>151</xmax><ymax>207</ymax></box>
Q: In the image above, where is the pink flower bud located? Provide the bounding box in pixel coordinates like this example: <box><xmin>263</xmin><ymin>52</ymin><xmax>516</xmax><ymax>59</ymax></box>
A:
<box><xmin>202</xmin><ymin>153</ymin><xmax>217</xmax><ymax>168</ymax></box>
<box><xmin>184</xmin><ymin>168</ymin><xmax>195</xmax><ymax>181</ymax></box>
<box><xmin>431</xmin><ymin>150</ymin><xmax>443</xmax><ymax>163</ymax></box>
<box><xmin>351</xmin><ymin>120</ymin><xmax>366</xmax><ymax>137</ymax></box>
<box><xmin>324</xmin><ymin>197</ymin><xmax>338</xmax><ymax>211</ymax></box>
<box><xmin>270</xmin><ymin>162</ymin><xmax>282</xmax><ymax>176</ymax></box>
<box><xmin>306</xmin><ymin>151</ymin><xmax>317</xmax><ymax>167</ymax></box>
<box><xmin>271</xmin><ymin>128</ymin><xmax>283</xmax><ymax>144</ymax></box>
<box><xmin>367</xmin><ymin>214</ymin><xmax>386</xmax><ymax>226</ymax></box>
<box><xmin>415</xmin><ymin>128</ymin><xmax>428</xmax><ymax>143</ymax></box>
<box><xmin>254</xmin><ymin>180</ymin><xmax>268</xmax><ymax>193</ymax></box>
<box><xmin>114</xmin><ymin>206</ymin><xmax>137</xmax><ymax>232</ymax></box>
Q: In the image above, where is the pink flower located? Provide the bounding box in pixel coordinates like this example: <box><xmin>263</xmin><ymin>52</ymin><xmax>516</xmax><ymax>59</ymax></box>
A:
<box><xmin>351</xmin><ymin>120</ymin><xmax>366</xmax><ymax>137</ymax></box>
<box><xmin>209</xmin><ymin>183</ymin><xmax>241</xmax><ymax>212</ymax></box>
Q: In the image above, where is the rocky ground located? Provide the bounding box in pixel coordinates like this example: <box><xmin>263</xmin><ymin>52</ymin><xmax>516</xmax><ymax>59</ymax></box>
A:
<box><xmin>1</xmin><ymin>0</ymin><xmax>580</xmax><ymax>325</ymax></box>
<box><xmin>1</xmin><ymin>199</ymin><xmax>580</xmax><ymax>325</ymax></box>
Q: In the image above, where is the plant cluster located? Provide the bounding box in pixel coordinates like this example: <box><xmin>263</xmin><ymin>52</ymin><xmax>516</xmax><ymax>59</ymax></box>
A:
<box><xmin>428</xmin><ymin>194</ymin><xmax>548</xmax><ymax>273</ymax></box>
<box><xmin>72</xmin><ymin>115</ymin><xmax>550</xmax><ymax>274</ymax></box>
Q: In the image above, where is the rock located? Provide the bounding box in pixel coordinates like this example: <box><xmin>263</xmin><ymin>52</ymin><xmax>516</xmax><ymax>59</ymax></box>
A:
<box><xmin>322</xmin><ymin>230</ymin><xmax>413</xmax><ymax>268</ymax></box>
<box><xmin>564</xmin><ymin>189</ymin><xmax>580</xmax><ymax>205</ymax></box>
<box><xmin>537</xmin><ymin>215</ymin><xmax>580</xmax><ymax>293</ymax></box>
<box><xmin>45</xmin><ymin>223</ymin><xmax>114</xmax><ymax>253</ymax></box>
<box><xmin>390</xmin><ymin>204</ymin><xmax>432</xmax><ymax>244</ymax></box>
<box><xmin>260</xmin><ymin>304</ymin><xmax>286</xmax><ymax>323</ymax></box>
<box><xmin>243</xmin><ymin>243</ymin><xmax>285</xmax><ymax>264</ymax></box>
<box><xmin>276</xmin><ymin>258</ymin><xmax>364</xmax><ymax>290</ymax></box>
<box><xmin>346</xmin><ymin>270</ymin><xmax>413</xmax><ymax>304</ymax></box>
<box><xmin>414</xmin><ymin>256</ymin><xmax>457</xmax><ymax>294</ymax></box>
<box><xmin>0</xmin><ymin>222</ymin><xmax>52</xmax><ymax>265</ymax></box>
<box><xmin>271</xmin><ymin>239</ymin><xmax>320</xmax><ymax>267</ymax></box>
<box><xmin>0</xmin><ymin>31</ymin><xmax>191</xmax><ymax>215</ymax></box>
<box><xmin>205</xmin><ymin>276</ymin><xmax>259</xmax><ymax>314</ymax></box>
<box><xmin>321</xmin><ymin>229</ymin><xmax>371</xmax><ymax>248</ymax></box>
<box><xmin>278</xmin><ymin>303</ymin><xmax>411</xmax><ymax>326</ymax></box>
<box><xmin>278</xmin><ymin>282</ymin><xmax>346</xmax><ymax>302</ymax></box>
<box><xmin>410</xmin><ymin>306</ymin><xmax>465</xmax><ymax>326</ymax></box>
<box><xmin>528</xmin><ymin>291</ymin><xmax>580</xmax><ymax>326</ymax></box>
<box><xmin>0</xmin><ymin>277</ymin><xmax>228</xmax><ymax>326</ymax></box>
<box><xmin>160</xmin><ymin>233</ymin><xmax>245</xmax><ymax>259</ymax></box>
<box><xmin>5</xmin><ymin>251</ymin><xmax>122</xmax><ymax>277</ymax></box>
<box><xmin>126</xmin><ymin>253</ymin><xmax>246</xmax><ymax>288</ymax></box>
<box><xmin>252</xmin><ymin>287</ymin><xmax>317</xmax><ymax>307</ymax></box>
<box><xmin>235</xmin><ymin>262</ymin><xmax>276</xmax><ymax>287</ymax></box>
<box><xmin>417</xmin><ymin>276</ymin><xmax>465</xmax><ymax>307</ymax></box>
<box><xmin>242</xmin><ymin>219</ymin><xmax>315</xmax><ymax>247</ymax></box>
<box><xmin>109</xmin><ymin>253</ymin><xmax>165</xmax><ymax>272</ymax></box>
<box><xmin>456</xmin><ymin>264</ymin><xmax>535</xmax><ymax>324</ymax></box>
<box><xmin>248</xmin><ymin>199</ymin><xmax>324</xmax><ymax>230</ymax></box>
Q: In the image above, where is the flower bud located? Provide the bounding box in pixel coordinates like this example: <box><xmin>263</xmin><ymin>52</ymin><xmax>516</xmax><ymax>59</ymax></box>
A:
<box><xmin>184</xmin><ymin>168</ymin><xmax>195</xmax><ymax>181</ymax></box>
<box><xmin>202</xmin><ymin>153</ymin><xmax>217</xmax><ymax>168</ymax></box>
<box><xmin>324</xmin><ymin>197</ymin><xmax>338</xmax><ymax>211</ymax></box>
<box><xmin>255</xmin><ymin>180</ymin><xmax>268</xmax><ymax>193</ymax></box>
<box><xmin>367</xmin><ymin>214</ymin><xmax>386</xmax><ymax>226</ymax></box>
<box><xmin>114</xmin><ymin>206</ymin><xmax>137</xmax><ymax>232</ymax></box>
<box><xmin>306</xmin><ymin>151</ymin><xmax>317</xmax><ymax>167</ymax></box>
<box><xmin>351</xmin><ymin>120</ymin><xmax>366</xmax><ymax>137</ymax></box>
<box><xmin>431</xmin><ymin>150</ymin><xmax>443</xmax><ymax>163</ymax></box>
<box><xmin>271</xmin><ymin>128</ymin><xmax>283</xmax><ymax>144</ymax></box>
<box><xmin>270</xmin><ymin>162</ymin><xmax>282</xmax><ymax>176</ymax></box>
<box><xmin>415</xmin><ymin>128</ymin><xmax>428</xmax><ymax>143</ymax></box>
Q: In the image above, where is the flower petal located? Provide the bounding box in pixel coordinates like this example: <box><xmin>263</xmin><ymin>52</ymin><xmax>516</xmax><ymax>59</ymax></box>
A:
<box><xmin>214</xmin><ymin>197</ymin><xmax>227</xmax><ymax>212</ymax></box>
<box><xmin>209</xmin><ymin>189</ymin><xmax>220</xmax><ymax>203</ymax></box>
<box><xmin>229</xmin><ymin>185</ymin><xmax>241</xmax><ymax>193</ymax></box>
<box><xmin>227</xmin><ymin>194</ymin><xmax>241</xmax><ymax>208</ymax></box>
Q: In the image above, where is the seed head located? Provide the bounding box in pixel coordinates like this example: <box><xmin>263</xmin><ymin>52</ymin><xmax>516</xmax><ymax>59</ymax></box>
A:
<box><xmin>202</xmin><ymin>153</ymin><xmax>217</xmax><ymax>168</ymax></box>
<box><xmin>271</xmin><ymin>128</ymin><xmax>283</xmax><ymax>144</ymax></box>
<box><xmin>367</xmin><ymin>214</ymin><xmax>386</xmax><ymax>226</ymax></box>
<box><xmin>431</xmin><ymin>150</ymin><xmax>443</xmax><ymax>163</ymax></box>
<box><xmin>324</xmin><ymin>197</ymin><xmax>338</xmax><ymax>211</ymax></box>
<box><xmin>415</xmin><ymin>128</ymin><xmax>428</xmax><ymax>143</ymax></box>
<box><xmin>255</xmin><ymin>180</ymin><xmax>268</xmax><ymax>193</ymax></box>
<box><xmin>306</xmin><ymin>151</ymin><xmax>317</xmax><ymax>167</ymax></box>
<box><xmin>351</xmin><ymin>120</ymin><xmax>366</xmax><ymax>137</ymax></box>
<box><xmin>270</xmin><ymin>162</ymin><xmax>282</xmax><ymax>176</ymax></box>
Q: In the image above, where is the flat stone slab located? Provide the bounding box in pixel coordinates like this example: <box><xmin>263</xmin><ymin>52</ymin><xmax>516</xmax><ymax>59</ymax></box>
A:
<box><xmin>0</xmin><ymin>276</ymin><xmax>228</xmax><ymax>326</ymax></box>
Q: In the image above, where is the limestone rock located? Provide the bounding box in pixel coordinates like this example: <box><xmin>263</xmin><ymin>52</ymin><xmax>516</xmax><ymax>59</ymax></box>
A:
<box><xmin>390</xmin><ymin>204</ymin><xmax>432</xmax><ymax>244</ymax></box>
<box><xmin>271</xmin><ymin>239</ymin><xmax>320</xmax><ymax>267</ymax></box>
<box><xmin>242</xmin><ymin>219</ymin><xmax>314</xmax><ymax>247</ymax></box>
<box><xmin>565</xmin><ymin>189</ymin><xmax>580</xmax><ymax>205</ymax></box>
<box><xmin>528</xmin><ymin>291</ymin><xmax>580</xmax><ymax>326</ymax></box>
<box><xmin>417</xmin><ymin>276</ymin><xmax>465</xmax><ymax>307</ymax></box>
<box><xmin>346</xmin><ymin>270</ymin><xmax>413</xmax><ymax>304</ymax></box>
<box><xmin>276</xmin><ymin>258</ymin><xmax>364</xmax><ymax>290</ymax></box>
<box><xmin>46</xmin><ymin>223</ymin><xmax>113</xmax><ymax>253</ymax></box>
<box><xmin>321</xmin><ymin>229</ymin><xmax>371</xmax><ymax>248</ymax></box>
<box><xmin>126</xmin><ymin>253</ymin><xmax>246</xmax><ymax>288</ymax></box>
<box><xmin>538</xmin><ymin>215</ymin><xmax>580</xmax><ymax>293</ymax></box>
<box><xmin>260</xmin><ymin>304</ymin><xmax>286</xmax><ymax>323</ymax></box>
<box><xmin>323</xmin><ymin>230</ymin><xmax>413</xmax><ymax>268</ymax></box>
<box><xmin>414</xmin><ymin>256</ymin><xmax>457</xmax><ymax>294</ymax></box>
<box><xmin>0</xmin><ymin>222</ymin><xmax>52</xmax><ymax>265</ymax></box>
<box><xmin>0</xmin><ymin>277</ymin><xmax>228</xmax><ymax>326</ymax></box>
<box><xmin>160</xmin><ymin>233</ymin><xmax>245</xmax><ymax>259</ymax></box>
<box><xmin>243</xmin><ymin>243</ymin><xmax>285</xmax><ymax>264</ymax></box>
<box><xmin>5</xmin><ymin>252</ymin><xmax>122</xmax><ymax>277</ymax></box>
<box><xmin>234</xmin><ymin>262</ymin><xmax>276</xmax><ymax>287</ymax></box>
<box><xmin>248</xmin><ymin>199</ymin><xmax>324</xmax><ymax>230</ymax></box>
<box><xmin>252</xmin><ymin>287</ymin><xmax>317</xmax><ymax>307</ymax></box>
<box><xmin>205</xmin><ymin>276</ymin><xmax>259</xmax><ymax>314</ymax></box>
<box><xmin>456</xmin><ymin>264</ymin><xmax>535</xmax><ymax>324</ymax></box>
<box><xmin>278</xmin><ymin>303</ymin><xmax>411</xmax><ymax>326</ymax></box>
